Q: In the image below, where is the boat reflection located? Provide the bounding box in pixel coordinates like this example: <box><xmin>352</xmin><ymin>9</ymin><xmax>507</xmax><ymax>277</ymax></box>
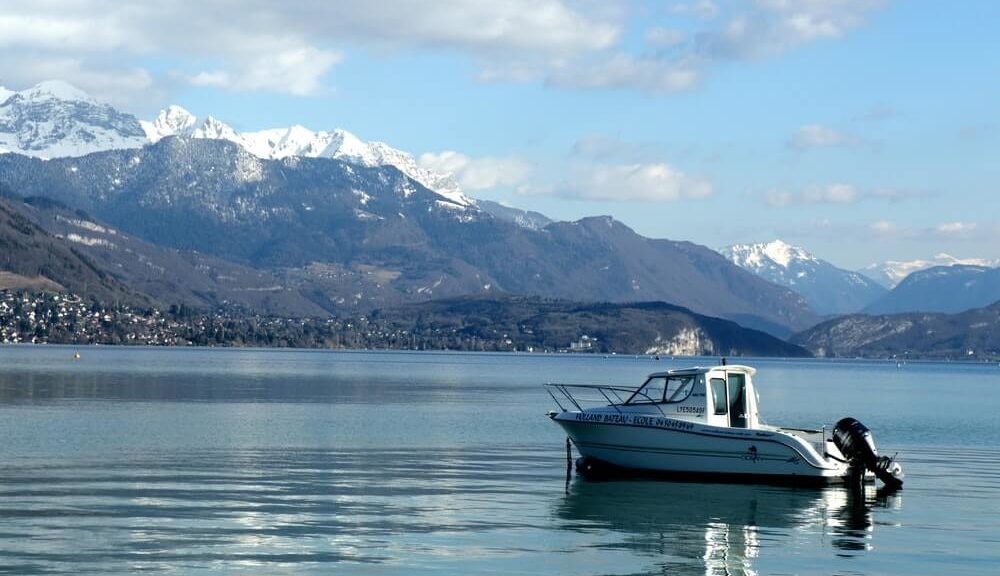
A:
<box><xmin>555</xmin><ymin>479</ymin><xmax>901</xmax><ymax>575</ymax></box>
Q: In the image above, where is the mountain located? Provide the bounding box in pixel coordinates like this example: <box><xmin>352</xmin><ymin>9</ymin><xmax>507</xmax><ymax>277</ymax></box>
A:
<box><xmin>476</xmin><ymin>199</ymin><xmax>552</xmax><ymax>230</ymax></box>
<box><xmin>0</xmin><ymin>137</ymin><xmax>818</xmax><ymax>335</ymax></box>
<box><xmin>721</xmin><ymin>240</ymin><xmax>886</xmax><ymax>315</ymax></box>
<box><xmin>141</xmin><ymin>105</ymin><xmax>472</xmax><ymax>207</ymax></box>
<box><xmin>791</xmin><ymin>300</ymin><xmax>1000</xmax><ymax>360</ymax></box>
<box><xmin>1</xmin><ymin>81</ymin><xmax>469</xmax><ymax>206</ymax></box>
<box><xmin>7</xmin><ymin>193</ymin><xmax>355</xmax><ymax>316</ymax></box>
<box><xmin>369</xmin><ymin>295</ymin><xmax>811</xmax><ymax>357</ymax></box>
<box><xmin>864</xmin><ymin>265</ymin><xmax>1000</xmax><ymax>315</ymax></box>
<box><xmin>861</xmin><ymin>253</ymin><xmax>1000</xmax><ymax>288</ymax></box>
<box><xmin>0</xmin><ymin>189</ymin><xmax>147</xmax><ymax>305</ymax></box>
<box><xmin>0</xmin><ymin>81</ymin><xmax>148</xmax><ymax>158</ymax></box>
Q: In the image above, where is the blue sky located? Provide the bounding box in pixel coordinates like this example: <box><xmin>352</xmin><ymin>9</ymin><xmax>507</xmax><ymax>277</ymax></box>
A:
<box><xmin>2</xmin><ymin>1</ymin><xmax>997</xmax><ymax>269</ymax></box>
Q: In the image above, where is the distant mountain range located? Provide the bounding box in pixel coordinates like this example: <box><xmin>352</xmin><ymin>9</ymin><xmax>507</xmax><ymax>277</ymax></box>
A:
<box><xmin>721</xmin><ymin>240</ymin><xmax>886</xmax><ymax>315</ymax></box>
<box><xmin>864</xmin><ymin>265</ymin><xmax>1000</xmax><ymax>315</ymax></box>
<box><xmin>792</xmin><ymin>300</ymin><xmax>1000</xmax><ymax>360</ymax></box>
<box><xmin>0</xmin><ymin>82</ymin><xmax>819</xmax><ymax>336</ymax></box>
<box><xmin>860</xmin><ymin>253</ymin><xmax>1000</xmax><ymax>288</ymax></box>
<box><xmin>0</xmin><ymin>138</ymin><xmax>817</xmax><ymax>335</ymax></box>
<box><xmin>3</xmin><ymin>79</ymin><xmax>996</xmax><ymax>346</ymax></box>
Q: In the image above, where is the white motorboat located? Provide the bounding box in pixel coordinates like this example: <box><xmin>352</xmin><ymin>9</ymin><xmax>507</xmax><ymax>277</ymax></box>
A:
<box><xmin>546</xmin><ymin>363</ymin><xmax>903</xmax><ymax>488</ymax></box>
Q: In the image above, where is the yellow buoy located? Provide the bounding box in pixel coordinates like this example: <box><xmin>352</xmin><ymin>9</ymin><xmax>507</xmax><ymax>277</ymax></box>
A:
<box><xmin>74</xmin><ymin>352</ymin><xmax>80</xmax><ymax>360</ymax></box>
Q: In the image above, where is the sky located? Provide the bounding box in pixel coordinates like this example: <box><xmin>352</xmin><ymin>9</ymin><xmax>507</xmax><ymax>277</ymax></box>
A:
<box><xmin>1</xmin><ymin>0</ymin><xmax>998</xmax><ymax>269</ymax></box>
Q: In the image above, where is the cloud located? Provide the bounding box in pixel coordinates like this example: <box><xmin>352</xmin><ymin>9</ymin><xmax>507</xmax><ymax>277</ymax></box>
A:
<box><xmin>547</xmin><ymin>53</ymin><xmax>700</xmax><ymax>94</ymax></box>
<box><xmin>766</xmin><ymin>183</ymin><xmax>858</xmax><ymax>206</ymax></box>
<box><xmin>696</xmin><ymin>0</ymin><xmax>888</xmax><ymax>60</ymax></box>
<box><xmin>418</xmin><ymin>151</ymin><xmax>532</xmax><ymax>191</ymax></box>
<box><xmin>188</xmin><ymin>47</ymin><xmax>343</xmax><ymax>96</ymax></box>
<box><xmin>523</xmin><ymin>162</ymin><xmax>712</xmax><ymax>202</ymax></box>
<box><xmin>868</xmin><ymin>219</ymin><xmax>900</xmax><ymax>236</ymax></box>
<box><xmin>863</xmin><ymin>220</ymin><xmax>996</xmax><ymax>242</ymax></box>
<box><xmin>0</xmin><ymin>1</ymin><xmax>619</xmax><ymax>105</ymax></box>
<box><xmin>0</xmin><ymin>0</ymin><xmax>888</xmax><ymax>104</ymax></box>
<box><xmin>671</xmin><ymin>1</ymin><xmax>721</xmax><ymax>20</ymax></box>
<box><xmin>788</xmin><ymin>124</ymin><xmax>861</xmax><ymax>149</ymax></box>
<box><xmin>935</xmin><ymin>221</ymin><xmax>978</xmax><ymax>237</ymax></box>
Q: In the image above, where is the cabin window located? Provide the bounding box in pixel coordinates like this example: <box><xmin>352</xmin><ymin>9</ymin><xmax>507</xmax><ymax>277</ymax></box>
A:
<box><xmin>710</xmin><ymin>378</ymin><xmax>727</xmax><ymax>415</ymax></box>
<box><xmin>628</xmin><ymin>375</ymin><xmax>695</xmax><ymax>404</ymax></box>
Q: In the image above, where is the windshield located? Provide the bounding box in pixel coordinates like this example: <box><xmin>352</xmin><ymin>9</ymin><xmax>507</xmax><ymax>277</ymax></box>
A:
<box><xmin>626</xmin><ymin>375</ymin><xmax>695</xmax><ymax>404</ymax></box>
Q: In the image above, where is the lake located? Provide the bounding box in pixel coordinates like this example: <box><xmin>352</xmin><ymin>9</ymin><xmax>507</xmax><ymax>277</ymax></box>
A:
<box><xmin>1</xmin><ymin>346</ymin><xmax>998</xmax><ymax>575</ymax></box>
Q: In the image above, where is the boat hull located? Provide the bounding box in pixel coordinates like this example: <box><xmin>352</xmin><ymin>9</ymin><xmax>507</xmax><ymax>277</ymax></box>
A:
<box><xmin>553</xmin><ymin>412</ymin><xmax>848</xmax><ymax>484</ymax></box>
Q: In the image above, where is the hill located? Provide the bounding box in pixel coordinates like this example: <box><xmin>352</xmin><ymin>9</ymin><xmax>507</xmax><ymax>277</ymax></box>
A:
<box><xmin>369</xmin><ymin>295</ymin><xmax>811</xmax><ymax>357</ymax></box>
<box><xmin>0</xmin><ymin>190</ymin><xmax>147</xmax><ymax>306</ymax></box>
<box><xmin>791</xmin><ymin>301</ymin><xmax>1000</xmax><ymax>360</ymax></box>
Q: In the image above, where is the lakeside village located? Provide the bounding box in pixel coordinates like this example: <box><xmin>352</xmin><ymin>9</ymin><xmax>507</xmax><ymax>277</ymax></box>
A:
<box><xmin>0</xmin><ymin>289</ymin><xmax>596</xmax><ymax>352</ymax></box>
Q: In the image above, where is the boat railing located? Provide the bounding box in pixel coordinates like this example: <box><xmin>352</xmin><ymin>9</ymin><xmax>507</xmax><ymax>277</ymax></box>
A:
<box><xmin>545</xmin><ymin>383</ymin><xmax>664</xmax><ymax>415</ymax></box>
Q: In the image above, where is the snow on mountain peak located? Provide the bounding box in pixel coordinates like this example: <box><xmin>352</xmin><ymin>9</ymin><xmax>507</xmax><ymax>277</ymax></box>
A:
<box><xmin>141</xmin><ymin>105</ymin><xmax>198</xmax><ymax>142</ymax></box>
<box><xmin>0</xmin><ymin>80</ymin><xmax>146</xmax><ymax>158</ymax></box>
<box><xmin>862</xmin><ymin>254</ymin><xmax>1000</xmax><ymax>288</ymax></box>
<box><xmin>192</xmin><ymin>116</ymin><xmax>240</xmax><ymax>141</ymax></box>
<box><xmin>723</xmin><ymin>239</ymin><xmax>815</xmax><ymax>270</ymax></box>
<box><xmin>2</xmin><ymin>80</ymin><xmax>474</xmax><ymax>209</ymax></box>
<box><xmin>21</xmin><ymin>80</ymin><xmax>96</xmax><ymax>103</ymax></box>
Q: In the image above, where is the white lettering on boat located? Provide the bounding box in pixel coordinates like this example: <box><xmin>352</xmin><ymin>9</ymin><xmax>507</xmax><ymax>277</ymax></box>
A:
<box><xmin>573</xmin><ymin>412</ymin><xmax>695</xmax><ymax>431</ymax></box>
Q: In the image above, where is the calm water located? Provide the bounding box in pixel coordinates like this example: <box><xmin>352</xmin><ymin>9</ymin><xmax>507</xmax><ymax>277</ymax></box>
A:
<box><xmin>1</xmin><ymin>347</ymin><xmax>998</xmax><ymax>575</ymax></box>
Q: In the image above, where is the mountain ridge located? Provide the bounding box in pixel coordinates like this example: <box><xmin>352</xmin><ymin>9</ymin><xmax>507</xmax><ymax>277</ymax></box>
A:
<box><xmin>792</xmin><ymin>300</ymin><xmax>1000</xmax><ymax>360</ymax></box>
<box><xmin>0</xmin><ymin>137</ymin><xmax>818</xmax><ymax>335</ymax></box>
<box><xmin>721</xmin><ymin>239</ymin><xmax>886</xmax><ymax>315</ymax></box>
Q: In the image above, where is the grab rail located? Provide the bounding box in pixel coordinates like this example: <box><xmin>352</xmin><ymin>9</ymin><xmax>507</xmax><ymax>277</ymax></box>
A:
<box><xmin>544</xmin><ymin>383</ymin><xmax>667</xmax><ymax>416</ymax></box>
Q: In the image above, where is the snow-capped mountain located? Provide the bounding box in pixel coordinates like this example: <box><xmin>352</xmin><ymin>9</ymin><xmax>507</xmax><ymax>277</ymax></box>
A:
<box><xmin>861</xmin><ymin>253</ymin><xmax>1000</xmax><ymax>288</ymax></box>
<box><xmin>141</xmin><ymin>105</ymin><xmax>471</xmax><ymax>207</ymax></box>
<box><xmin>864</xmin><ymin>264</ymin><xmax>1000</xmax><ymax>314</ymax></box>
<box><xmin>1</xmin><ymin>80</ymin><xmax>471</xmax><ymax>207</ymax></box>
<box><xmin>0</xmin><ymin>81</ymin><xmax>148</xmax><ymax>158</ymax></box>
<box><xmin>721</xmin><ymin>240</ymin><xmax>886</xmax><ymax>315</ymax></box>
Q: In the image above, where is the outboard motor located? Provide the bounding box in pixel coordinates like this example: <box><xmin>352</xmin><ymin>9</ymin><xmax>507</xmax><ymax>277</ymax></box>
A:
<box><xmin>833</xmin><ymin>417</ymin><xmax>904</xmax><ymax>490</ymax></box>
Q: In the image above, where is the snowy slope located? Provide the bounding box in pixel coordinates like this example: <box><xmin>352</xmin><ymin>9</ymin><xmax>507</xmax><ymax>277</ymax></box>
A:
<box><xmin>721</xmin><ymin>240</ymin><xmax>886</xmax><ymax>315</ymax></box>
<box><xmin>143</xmin><ymin>105</ymin><xmax>471</xmax><ymax>207</ymax></box>
<box><xmin>0</xmin><ymin>81</ymin><xmax>148</xmax><ymax>158</ymax></box>
<box><xmin>0</xmin><ymin>80</ymin><xmax>469</xmax><ymax>208</ymax></box>
<box><xmin>861</xmin><ymin>253</ymin><xmax>1000</xmax><ymax>288</ymax></box>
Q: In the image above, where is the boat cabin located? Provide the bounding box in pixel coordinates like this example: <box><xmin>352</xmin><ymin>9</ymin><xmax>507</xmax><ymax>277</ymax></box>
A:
<box><xmin>623</xmin><ymin>365</ymin><xmax>760</xmax><ymax>429</ymax></box>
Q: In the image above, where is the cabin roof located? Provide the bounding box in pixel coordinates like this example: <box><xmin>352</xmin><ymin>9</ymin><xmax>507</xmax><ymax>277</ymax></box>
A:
<box><xmin>647</xmin><ymin>365</ymin><xmax>756</xmax><ymax>378</ymax></box>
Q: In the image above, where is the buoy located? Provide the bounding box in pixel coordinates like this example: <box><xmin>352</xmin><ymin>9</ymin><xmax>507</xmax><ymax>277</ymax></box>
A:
<box><xmin>73</xmin><ymin>352</ymin><xmax>80</xmax><ymax>360</ymax></box>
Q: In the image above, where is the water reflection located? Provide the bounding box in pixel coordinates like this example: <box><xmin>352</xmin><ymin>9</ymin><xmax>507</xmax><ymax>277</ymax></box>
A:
<box><xmin>556</xmin><ymin>479</ymin><xmax>902</xmax><ymax>575</ymax></box>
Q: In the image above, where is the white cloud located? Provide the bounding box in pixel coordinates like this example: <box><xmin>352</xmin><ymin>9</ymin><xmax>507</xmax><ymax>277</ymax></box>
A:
<box><xmin>0</xmin><ymin>0</ymin><xmax>888</xmax><ymax>104</ymax></box>
<box><xmin>869</xmin><ymin>220</ymin><xmax>897</xmax><ymax>234</ymax></box>
<box><xmin>525</xmin><ymin>162</ymin><xmax>712</xmax><ymax>202</ymax></box>
<box><xmin>935</xmin><ymin>221</ymin><xmax>977</xmax><ymax>237</ymax></box>
<box><xmin>696</xmin><ymin>0</ymin><xmax>887</xmax><ymax>60</ymax></box>
<box><xmin>547</xmin><ymin>53</ymin><xmax>700</xmax><ymax>94</ymax></box>
<box><xmin>789</xmin><ymin>124</ymin><xmax>861</xmax><ymax>149</ymax></box>
<box><xmin>671</xmin><ymin>1</ymin><xmax>721</xmax><ymax>20</ymax></box>
<box><xmin>0</xmin><ymin>1</ymin><xmax>619</xmax><ymax>104</ymax></box>
<box><xmin>418</xmin><ymin>151</ymin><xmax>532</xmax><ymax>191</ymax></box>
<box><xmin>766</xmin><ymin>183</ymin><xmax>858</xmax><ymax>206</ymax></box>
<box><xmin>188</xmin><ymin>47</ymin><xmax>343</xmax><ymax>96</ymax></box>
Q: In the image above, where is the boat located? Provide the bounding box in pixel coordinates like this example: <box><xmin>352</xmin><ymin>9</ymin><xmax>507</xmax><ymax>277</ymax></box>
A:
<box><xmin>545</xmin><ymin>363</ymin><xmax>903</xmax><ymax>488</ymax></box>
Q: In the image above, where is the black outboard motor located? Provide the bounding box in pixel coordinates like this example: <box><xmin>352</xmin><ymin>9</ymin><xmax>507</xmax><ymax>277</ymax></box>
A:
<box><xmin>833</xmin><ymin>417</ymin><xmax>903</xmax><ymax>490</ymax></box>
